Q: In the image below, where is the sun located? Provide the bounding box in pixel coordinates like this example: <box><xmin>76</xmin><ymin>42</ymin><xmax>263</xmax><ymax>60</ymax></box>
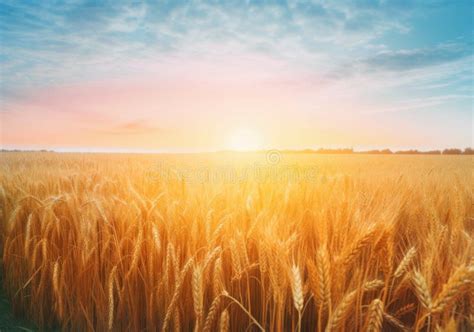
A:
<box><xmin>228</xmin><ymin>127</ymin><xmax>263</xmax><ymax>151</ymax></box>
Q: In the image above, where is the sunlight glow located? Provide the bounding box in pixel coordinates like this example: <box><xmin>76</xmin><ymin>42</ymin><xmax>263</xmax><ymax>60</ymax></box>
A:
<box><xmin>228</xmin><ymin>128</ymin><xmax>263</xmax><ymax>151</ymax></box>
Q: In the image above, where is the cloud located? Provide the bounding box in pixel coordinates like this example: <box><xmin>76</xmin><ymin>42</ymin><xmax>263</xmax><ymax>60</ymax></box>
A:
<box><xmin>0</xmin><ymin>0</ymin><xmax>418</xmax><ymax>96</ymax></box>
<box><xmin>93</xmin><ymin>120</ymin><xmax>161</xmax><ymax>136</ymax></box>
<box><xmin>361</xmin><ymin>42</ymin><xmax>472</xmax><ymax>72</ymax></box>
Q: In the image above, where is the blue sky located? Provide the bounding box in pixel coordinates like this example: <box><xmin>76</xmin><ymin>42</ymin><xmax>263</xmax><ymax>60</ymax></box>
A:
<box><xmin>0</xmin><ymin>0</ymin><xmax>472</xmax><ymax>151</ymax></box>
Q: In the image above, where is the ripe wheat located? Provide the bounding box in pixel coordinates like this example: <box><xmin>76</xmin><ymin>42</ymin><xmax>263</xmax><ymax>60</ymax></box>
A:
<box><xmin>0</xmin><ymin>152</ymin><xmax>472</xmax><ymax>331</ymax></box>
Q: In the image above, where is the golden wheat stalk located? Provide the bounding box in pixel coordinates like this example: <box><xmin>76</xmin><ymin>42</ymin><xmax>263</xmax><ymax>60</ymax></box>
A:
<box><xmin>394</xmin><ymin>303</ymin><xmax>416</xmax><ymax>318</ymax></box>
<box><xmin>161</xmin><ymin>258</ymin><xmax>194</xmax><ymax>332</ymax></box>
<box><xmin>173</xmin><ymin>309</ymin><xmax>181</xmax><ymax>332</ymax></box>
<box><xmin>326</xmin><ymin>279</ymin><xmax>384</xmax><ymax>331</ymax></box>
<box><xmin>192</xmin><ymin>264</ymin><xmax>204</xmax><ymax>325</ymax></box>
<box><xmin>219</xmin><ymin>309</ymin><xmax>230</xmax><ymax>332</ymax></box>
<box><xmin>291</xmin><ymin>265</ymin><xmax>304</xmax><ymax>313</ymax></box>
<box><xmin>203</xmin><ymin>293</ymin><xmax>222</xmax><ymax>332</ymax></box>
<box><xmin>107</xmin><ymin>266</ymin><xmax>117</xmax><ymax>331</ymax></box>
<box><xmin>432</xmin><ymin>265</ymin><xmax>474</xmax><ymax>314</ymax></box>
<box><xmin>213</xmin><ymin>257</ymin><xmax>223</xmax><ymax>297</ymax></box>
<box><xmin>316</xmin><ymin>246</ymin><xmax>331</xmax><ymax>311</ymax></box>
<box><xmin>23</xmin><ymin>213</ymin><xmax>34</xmax><ymax>256</ymax></box>
<box><xmin>152</xmin><ymin>224</ymin><xmax>161</xmax><ymax>254</ymax></box>
<box><xmin>341</xmin><ymin>227</ymin><xmax>376</xmax><ymax>267</ymax></box>
<box><xmin>291</xmin><ymin>264</ymin><xmax>304</xmax><ymax>332</ymax></box>
<box><xmin>127</xmin><ymin>224</ymin><xmax>143</xmax><ymax>279</ymax></box>
<box><xmin>411</xmin><ymin>270</ymin><xmax>432</xmax><ymax>310</ymax></box>
<box><xmin>383</xmin><ymin>312</ymin><xmax>408</xmax><ymax>331</ymax></box>
<box><xmin>222</xmin><ymin>291</ymin><xmax>265</xmax><ymax>332</ymax></box>
<box><xmin>366</xmin><ymin>299</ymin><xmax>384</xmax><ymax>332</ymax></box>
<box><xmin>306</xmin><ymin>259</ymin><xmax>318</xmax><ymax>301</ymax></box>
<box><xmin>52</xmin><ymin>260</ymin><xmax>63</xmax><ymax>319</ymax></box>
<box><xmin>393</xmin><ymin>247</ymin><xmax>417</xmax><ymax>279</ymax></box>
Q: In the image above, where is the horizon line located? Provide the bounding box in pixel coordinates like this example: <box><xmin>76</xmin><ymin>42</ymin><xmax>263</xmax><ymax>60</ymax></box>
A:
<box><xmin>1</xmin><ymin>146</ymin><xmax>472</xmax><ymax>155</ymax></box>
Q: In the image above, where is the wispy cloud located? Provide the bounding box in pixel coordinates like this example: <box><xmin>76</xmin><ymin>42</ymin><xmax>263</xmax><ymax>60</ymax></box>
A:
<box><xmin>0</xmin><ymin>1</ymin><xmax>469</xmax><ymax>86</ymax></box>
<box><xmin>361</xmin><ymin>42</ymin><xmax>472</xmax><ymax>72</ymax></box>
<box><xmin>93</xmin><ymin>120</ymin><xmax>161</xmax><ymax>136</ymax></box>
<box><xmin>0</xmin><ymin>1</ymin><xmax>419</xmax><ymax>93</ymax></box>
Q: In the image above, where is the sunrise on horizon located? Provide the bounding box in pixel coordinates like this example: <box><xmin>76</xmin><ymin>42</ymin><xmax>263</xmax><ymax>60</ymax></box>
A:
<box><xmin>0</xmin><ymin>1</ymin><xmax>473</xmax><ymax>331</ymax></box>
<box><xmin>1</xmin><ymin>1</ymin><xmax>472</xmax><ymax>152</ymax></box>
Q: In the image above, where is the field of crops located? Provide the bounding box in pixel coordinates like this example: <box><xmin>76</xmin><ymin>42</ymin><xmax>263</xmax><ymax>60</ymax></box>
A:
<box><xmin>0</xmin><ymin>152</ymin><xmax>472</xmax><ymax>331</ymax></box>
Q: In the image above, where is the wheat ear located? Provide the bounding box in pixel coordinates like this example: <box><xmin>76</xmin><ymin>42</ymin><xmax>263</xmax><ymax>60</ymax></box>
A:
<box><xmin>192</xmin><ymin>264</ymin><xmax>204</xmax><ymax>326</ymax></box>
<box><xmin>219</xmin><ymin>309</ymin><xmax>230</xmax><ymax>332</ymax></box>
<box><xmin>161</xmin><ymin>258</ymin><xmax>194</xmax><ymax>332</ymax></box>
<box><xmin>341</xmin><ymin>227</ymin><xmax>376</xmax><ymax>266</ymax></box>
<box><xmin>393</xmin><ymin>247</ymin><xmax>416</xmax><ymax>279</ymax></box>
<box><xmin>108</xmin><ymin>266</ymin><xmax>117</xmax><ymax>331</ymax></box>
<box><xmin>411</xmin><ymin>270</ymin><xmax>432</xmax><ymax>310</ymax></box>
<box><xmin>383</xmin><ymin>312</ymin><xmax>408</xmax><ymax>331</ymax></box>
<box><xmin>203</xmin><ymin>293</ymin><xmax>222</xmax><ymax>332</ymax></box>
<box><xmin>291</xmin><ymin>265</ymin><xmax>304</xmax><ymax>332</ymax></box>
<box><xmin>52</xmin><ymin>260</ymin><xmax>63</xmax><ymax>319</ymax></box>
<box><xmin>366</xmin><ymin>299</ymin><xmax>384</xmax><ymax>332</ymax></box>
<box><xmin>291</xmin><ymin>265</ymin><xmax>304</xmax><ymax>312</ymax></box>
<box><xmin>326</xmin><ymin>279</ymin><xmax>384</xmax><ymax>331</ymax></box>
<box><xmin>432</xmin><ymin>265</ymin><xmax>474</xmax><ymax>313</ymax></box>
<box><xmin>316</xmin><ymin>247</ymin><xmax>331</xmax><ymax>310</ymax></box>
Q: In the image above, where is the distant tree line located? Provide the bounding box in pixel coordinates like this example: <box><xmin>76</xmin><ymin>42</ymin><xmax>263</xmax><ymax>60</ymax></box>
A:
<box><xmin>1</xmin><ymin>148</ymin><xmax>473</xmax><ymax>155</ymax></box>
<box><xmin>281</xmin><ymin>147</ymin><xmax>474</xmax><ymax>155</ymax></box>
<box><xmin>1</xmin><ymin>149</ymin><xmax>53</xmax><ymax>153</ymax></box>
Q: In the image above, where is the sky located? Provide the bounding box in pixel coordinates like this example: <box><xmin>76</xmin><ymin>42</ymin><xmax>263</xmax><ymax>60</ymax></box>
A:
<box><xmin>0</xmin><ymin>0</ymin><xmax>472</xmax><ymax>152</ymax></box>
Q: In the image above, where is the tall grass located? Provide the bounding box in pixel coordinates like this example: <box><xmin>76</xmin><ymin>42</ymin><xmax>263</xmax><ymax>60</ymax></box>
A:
<box><xmin>0</xmin><ymin>152</ymin><xmax>472</xmax><ymax>331</ymax></box>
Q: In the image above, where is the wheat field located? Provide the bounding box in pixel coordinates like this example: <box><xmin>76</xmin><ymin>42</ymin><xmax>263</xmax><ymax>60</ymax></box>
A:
<box><xmin>0</xmin><ymin>152</ymin><xmax>472</xmax><ymax>331</ymax></box>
